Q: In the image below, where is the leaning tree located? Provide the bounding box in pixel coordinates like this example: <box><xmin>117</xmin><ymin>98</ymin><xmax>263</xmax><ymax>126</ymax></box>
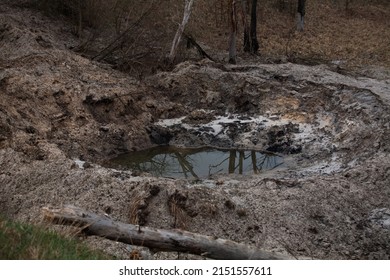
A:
<box><xmin>168</xmin><ymin>0</ymin><xmax>195</xmax><ymax>64</ymax></box>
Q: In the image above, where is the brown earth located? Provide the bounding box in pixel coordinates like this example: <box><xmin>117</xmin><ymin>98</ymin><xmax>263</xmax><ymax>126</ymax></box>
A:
<box><xmin>0</xmin><ymin>2</ymin><xmax>390</xmax><ymax>259</ymax></box>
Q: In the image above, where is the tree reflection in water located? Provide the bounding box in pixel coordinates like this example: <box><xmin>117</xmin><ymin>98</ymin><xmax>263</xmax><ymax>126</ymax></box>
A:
<box><xmin>109</xmin><ymin>146</ymin><xmax>283</xmax><ymax>179</ymax></box>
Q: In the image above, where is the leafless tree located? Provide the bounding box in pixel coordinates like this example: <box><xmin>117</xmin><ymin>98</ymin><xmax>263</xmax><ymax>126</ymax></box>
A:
<box><xmin>168</xmin><ymin>0</ymin><xmax>195</xmax><ymax>63</ymax></box>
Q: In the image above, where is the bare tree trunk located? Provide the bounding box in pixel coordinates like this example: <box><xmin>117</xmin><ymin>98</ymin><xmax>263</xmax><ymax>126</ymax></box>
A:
<box><xmin>242</xmin><ymin>0</ymin><xmax>251</xmax><ymax>52</ymax></box>
<box><xmin>43</xmin><ymin>205</ymin><xmax>290</xmax><ymax>260</ymax></box>
<box><xmin>243</xmin><ymin>0</ymin><xmax>259</xmax><ymax>54</ymax></box>
<box><xmin>249</xmin><ymin>0</ymin><xmax>259</xmax><ymax>53</ymax></box>
<box><xmin>297</xmin><ymin>0</ymin><xmax>306</xmax><ymax>32</ymax></box>
<box><xmin>228</xmin><ymin>0</ymin><xmax>238</xmax><ymax>64</ymax></box>
<box><xmin>168</xmin><ymin>0</ymin><xmax>195</xmax><ymax>63</ymax></box>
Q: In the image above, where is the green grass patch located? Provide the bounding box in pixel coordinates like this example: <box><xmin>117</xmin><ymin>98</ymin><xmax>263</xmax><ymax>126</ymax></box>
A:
<box><xmin>0</xmin><ymin>217</ymin><xmax>113</xmax><ymax>260</ymax></box>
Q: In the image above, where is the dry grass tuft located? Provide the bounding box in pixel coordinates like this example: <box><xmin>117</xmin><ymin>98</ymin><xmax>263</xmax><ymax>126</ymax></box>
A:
<box><xmin>168</xmin><ymin>189</ymin><xmax>188</xmax><ymax>229</ymax></box>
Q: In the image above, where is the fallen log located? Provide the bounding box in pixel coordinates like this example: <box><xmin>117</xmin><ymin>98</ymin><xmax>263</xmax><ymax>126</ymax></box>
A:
<box><xmin>42</xmin><ymin>205</ymin><xmax>290</xmax><ymax>260</ymax></box>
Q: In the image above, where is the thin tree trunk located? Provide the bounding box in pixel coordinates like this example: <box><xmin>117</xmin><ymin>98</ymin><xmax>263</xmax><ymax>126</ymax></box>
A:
<box><xmin>249</xmin><ymin>0</ymin><xmax>259</xmax><ymax>53</ymax></box>
<box><xmin>228</xmin><ymin>0</ymin><xmax>238</xmax><ymax>64</ymax></box>
<box><xmin>43</xmin><ymin>205</ymin><xmax>290</xmax><ymax>260</ymax></box>
<box><xmin>297</xmin><ymin>0</ymin><xmax>305</xmax><ymax>32</ymax></box>
<box><xmin>243</xmin><ymin>0</ymin><xmax>259</xmax><ymax>54</ymax></box>
<box><xmin>168</xmin><ymin>0</ymin><xmax>195</xmax><ymax>63</ymax></box>
<box><xmin>242</xmin><ymin>0</ymin><xmax>251</xmax><ymax>52</ymax></box>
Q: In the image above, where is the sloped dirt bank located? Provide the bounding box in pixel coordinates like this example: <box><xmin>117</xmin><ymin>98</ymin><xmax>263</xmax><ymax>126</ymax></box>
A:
<box><xmin>0</xmin><ymin>3</ymin><xmax>185</xmax><ymax>161</ymax></box>
<box><xmin>1</xmin><ymin>3</ymin><xmax>390</xmax><ymax>259</ymax></box>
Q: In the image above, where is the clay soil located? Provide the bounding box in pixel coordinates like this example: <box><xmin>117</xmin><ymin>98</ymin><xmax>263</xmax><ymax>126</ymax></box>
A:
<box><xmin>0</xmin><ymin>1</ymin><xmax>389</xmax><ymax>259</ymax></box>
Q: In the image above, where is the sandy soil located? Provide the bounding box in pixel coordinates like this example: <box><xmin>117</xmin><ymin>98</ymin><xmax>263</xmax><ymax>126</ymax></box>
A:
<box><xmin>1</xmin><ymin>2</ymin><xmax>389</xmax><ymax>259</ymax></box>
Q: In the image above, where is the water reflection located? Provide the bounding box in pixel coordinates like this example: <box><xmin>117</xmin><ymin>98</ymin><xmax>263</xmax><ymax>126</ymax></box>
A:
<box><xmin>109</xmin><ymin>146</ymin><xmax>283</xmax><ymax>179</ymax></box>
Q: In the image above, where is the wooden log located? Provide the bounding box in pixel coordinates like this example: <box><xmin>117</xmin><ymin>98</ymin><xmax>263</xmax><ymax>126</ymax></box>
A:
<box><xmin>42</xmin><ymin>205</ymin><xmax>290</xmax><ymax>260</ymax></box>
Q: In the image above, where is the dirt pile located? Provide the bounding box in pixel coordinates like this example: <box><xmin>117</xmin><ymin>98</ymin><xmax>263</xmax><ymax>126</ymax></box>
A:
<box><xmin>0</xmin><ymin>3</ymin><xmax>390</xmax><ymax>259</ymax></box>
<box><xmin>0</xmin><ymin>3</ymin><xmax>181</xmax><ymax>161</ymax></box>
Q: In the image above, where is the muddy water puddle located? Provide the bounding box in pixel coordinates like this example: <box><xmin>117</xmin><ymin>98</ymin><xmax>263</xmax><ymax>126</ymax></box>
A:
<box><xmin>108</xmin><ymin>146</ymin><xmax>284</xmax><ymax>179</ymax></box>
